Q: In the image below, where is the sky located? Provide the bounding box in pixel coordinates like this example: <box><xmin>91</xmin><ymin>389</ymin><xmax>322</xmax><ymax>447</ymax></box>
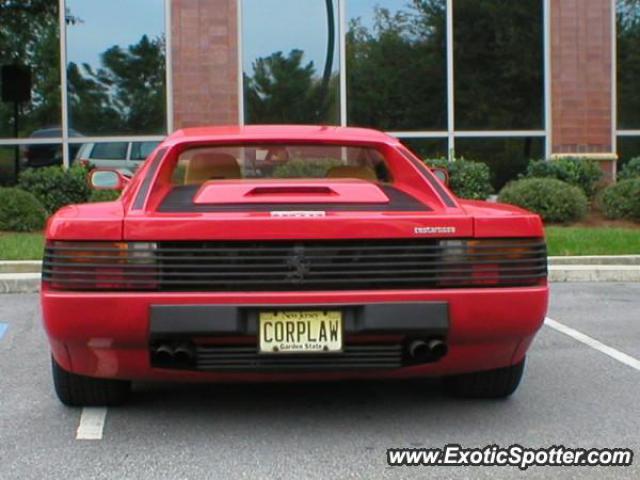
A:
<box><xmin>66</xmin><ymin>0</ymin><xmax>164</xmax><ymax>68</ymax></box>
<box><xmin>242</xmin><ymin>0</ymin><xmax>404</xmax><ymax>75</ymax></box>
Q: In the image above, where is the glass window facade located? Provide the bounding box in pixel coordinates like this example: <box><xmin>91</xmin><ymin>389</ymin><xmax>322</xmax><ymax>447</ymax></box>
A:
<box><xmin>0</xmin><ymin>0</ymin><xmax>61</xmax><ymax>139</ymax></box>
<box><xmin>346</xmin><ymin>0</ymin><xmax>447</xmax><ymax>131</ymax></box>
<box><xmin>617</xmin><ymin>136</ymin><xmax>640</xmax><ymax>171</ymax></box>
<box><xmin>241</xmin><ymin>0</ymin><xmax>547</xmax><ymax>190</ymax></box>
<box><xmin>455</xmin><ymin>137</ymin><xmax>545</xmax><ymax>191</ymax></box>
<box><xmin>0</xmin><ymin>0</ymin><xmax>61</xmax><ymax>183</ymax></box>
<box><xmin>453</xmin><ymin>0</ymin><xmax>544</xmax><ymax>131</ymax></box>
<box><xmin>241</xmin><ymin>0</ymin><xmax>340</xmax><ymax>125</ymax></box>
<box><xmin>1</xmin><ymin>0</ymin><xmax>167</xmax><ymax>185</ymax></box>
<box><xmin>618</xmin><ymin>0</ymin><xmax>640</xmax><ymax>130</ymax></box>
<box><xmin>617</xmin><ymin>1</ymin><xmax>640</xmax><ymax>167</ymax></box>
<box><xmin>14</xmin><ymin>1</ymin><xmax>633</xmax><ymax>190</ymax></box>
<box><xmin>401</xmin><ymin>138</ymin><xmax>449</xmax><ymax>160</ymax></box>
<box><xmin>65</xmin><ymin>0</ymin><xmax>167</xmax><ymax>136</ymax></box>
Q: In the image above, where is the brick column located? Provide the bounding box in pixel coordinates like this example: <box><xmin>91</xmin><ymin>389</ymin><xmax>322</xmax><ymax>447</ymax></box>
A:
<box><xmin>171</xmin><ymin>0</ymin><xmax>240</xmax><ymax>129</ymax></box>
<box><xmin>550</xmin><ymin>0</ymin><xmax>616</xmax><ymax>180</ymax></box>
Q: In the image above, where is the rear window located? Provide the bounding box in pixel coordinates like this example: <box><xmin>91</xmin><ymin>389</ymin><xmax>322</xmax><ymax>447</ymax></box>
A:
<box><xmin>171</xmin><ymin>144</ymin><xmax>392</xmax><ymax>185</ymax></box>
<box><xmin>90</xmin><ymin>142</ymin><xmax>128</xmax><ymax>160</ymax></box>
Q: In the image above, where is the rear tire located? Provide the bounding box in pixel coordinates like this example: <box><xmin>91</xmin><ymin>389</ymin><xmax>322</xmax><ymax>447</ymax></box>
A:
<box><xmin>443</xmin><ymin>358</ymin><xmax>525</xmax><ymax>399</ymax></box>
<box><xmin>51</xmin><ymin>356</ymin><xmax>131</xmax><ymax>407</ymax></box>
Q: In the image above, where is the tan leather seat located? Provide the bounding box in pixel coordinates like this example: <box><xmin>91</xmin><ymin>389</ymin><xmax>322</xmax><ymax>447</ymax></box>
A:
<box><xmin>326</xmin><ymin>166</ymin><xmax>377</xmax><ymax>182</ymax></box>
<box><xmin>184</xmin><ymin>153</ymin><xmax>241</xmax><ymax>184</ymax></box>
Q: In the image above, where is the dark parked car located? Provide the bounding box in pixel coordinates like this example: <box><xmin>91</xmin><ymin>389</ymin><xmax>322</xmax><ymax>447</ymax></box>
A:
<box><xmin>22</xmin><ymin>128</ymin><xmax>82</xmax><ymax>168</ymax></box>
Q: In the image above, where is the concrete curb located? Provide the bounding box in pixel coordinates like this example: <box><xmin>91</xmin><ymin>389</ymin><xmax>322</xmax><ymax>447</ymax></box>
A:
<box><xmin>549</xmin><ymin>255</ymin><xmax>640</xmax><ymax>266</ymax></box>
<box><xmin>0</xmin><ymin>273</ymin><xmax>41</xmax><ymax>294</ymax></box>
<box><xmin>548</xmin><ymin>265</ymin><xmax>640</xmax><ymax>282</ymax></box>
<box><xmin>0</xmin><ymin>261</ymin><xmax>42</xmax><ymax>274</ymax></box>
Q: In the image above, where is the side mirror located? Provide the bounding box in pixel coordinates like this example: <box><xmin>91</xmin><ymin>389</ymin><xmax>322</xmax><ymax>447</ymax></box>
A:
<box><xmin>431</xmin><ymin>167</ymin><xmax>449</xmax><ymax>186</ymax></box>
<box><xmin>88</xmin><ymin>168</ymin><xmax>129</xmax><ymax>191</ymax></box>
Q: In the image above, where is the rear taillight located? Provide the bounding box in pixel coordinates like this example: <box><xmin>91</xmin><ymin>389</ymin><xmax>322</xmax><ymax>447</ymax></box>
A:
<box><xmin>43</xmin><ymin>241</ymin><xmax>158</xmax><ymax>291</ymax></box>
<box><xmin>435</xmin><ymin>239</ymin><xmax>547</xmax><ymax>287</ymax></box>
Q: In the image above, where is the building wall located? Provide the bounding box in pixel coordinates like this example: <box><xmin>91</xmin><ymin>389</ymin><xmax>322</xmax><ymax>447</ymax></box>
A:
<box><xmin>171</xmin><ymin>0</ymin><xmax>239</xmax><ymax>128</ymax></box>
<box><xmin>550</xmin><ymin>0</ymin><xmax>616</xmax><ymax>177</ymax></box>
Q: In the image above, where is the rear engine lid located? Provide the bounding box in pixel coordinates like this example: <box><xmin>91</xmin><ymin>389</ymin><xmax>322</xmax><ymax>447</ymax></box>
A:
<box><xmin>192</xmin><ymin>179</ymin><xmax>390</xmax><ymax>205</ymax></box>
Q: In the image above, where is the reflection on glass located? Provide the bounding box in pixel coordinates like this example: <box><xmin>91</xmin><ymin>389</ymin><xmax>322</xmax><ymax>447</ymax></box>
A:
<box><xmin>347</xmin><ymin>0</ymin><xmax>447</xmax><ymax>130</ymax></box>
<box><xmin>617</xmin><ymin>136</ymin><xmax>640</xmax><ymax>171</ymax></box>
<box><xmin>454</xmin><ymin>0</ymin><xmax>543</xmax><ymax>130</ymax></box>
<box><xmin>0</xmin><ymin>146</ymin><xmax>18</xmax><ymax>185</ymax></box>
<box><xmin>66</xmin><ymin>0</ymin><xmax>166</xmax><ymax>136</ymax></box>
<box><xmin>130</xmin><ymin>141</ymin><xmax>160</xmax><ymax>160</ymax></box>
<box><xmin>0</xmin><ymin>0</ymin><xmax>60</xmax><ymax>139</ymax></box>
<box><xmin>618</xmin><ymin>1</ymin><xmax>640</xmax><ymax>129</ymax></box>
<box><xmin>401</xmin><ymin>138</ymin><xmax>449</xmax><ymax>160</ymax></box>
<box><xmin>454</xmin><ymin>138</ymin><xmax>544</xmax><ymax>190</ymax></box>
<box><xmin>242</xmin><ymin>0</ymin><xmax>340</xmax><ymax>124</ymax></box>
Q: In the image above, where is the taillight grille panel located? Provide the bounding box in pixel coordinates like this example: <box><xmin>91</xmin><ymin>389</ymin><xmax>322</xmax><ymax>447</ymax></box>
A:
<box><xmin>43</xmin><ymin>238</ymin><xmax>547</xmax><ymax>291</ymax></box>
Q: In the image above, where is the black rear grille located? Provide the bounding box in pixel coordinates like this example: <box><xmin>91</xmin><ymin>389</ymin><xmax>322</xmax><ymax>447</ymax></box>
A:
<box><xmin>43</xmin><ymin>238</ymin><xmax>547</xmax><ymax>291</ymax></box>
<box><xmin>192</xmin><ymin>344</ymin><xmax>404</xmax><ymax>371</ymax></box>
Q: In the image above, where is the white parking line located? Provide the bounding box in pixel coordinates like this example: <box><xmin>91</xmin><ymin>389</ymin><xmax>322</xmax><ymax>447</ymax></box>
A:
<box><xmin>545</xmin><ymin>317</ymin><xmax>640</xmax><ymax>372</ymax></box>
<box><xmin>76</xmin><ymin>407</ymin><xmax>107</xmax><ymax>440</ymax></box>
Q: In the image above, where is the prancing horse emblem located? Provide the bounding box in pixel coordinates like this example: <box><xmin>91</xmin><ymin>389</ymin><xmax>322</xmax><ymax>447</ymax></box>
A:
<box><xmin>286</xmin><ymin>244</ymin><xmax>311</xmax><ymax>282</ymax></box>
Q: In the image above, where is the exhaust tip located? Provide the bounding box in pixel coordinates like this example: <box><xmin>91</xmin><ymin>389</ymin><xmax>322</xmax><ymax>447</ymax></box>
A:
<box><xmin>426</xmin><ymin>339</ymin><xmax>448</xmax><ymax>358</ymax></box>
<box><xmin>408</xmin><ymin>340</ymin><xmax>430</xmax><ymax>362</ymax></box>
<box><xmin>407</xmin><ymin>338</ymin><xmax>448</xmax><ymax>363</ymax></box>
<box><xmin>173</xmin><ymin>343</ymin><xmax>196</xmax><ymax>364</ymax></box>
<box><xmin>154</xmin><ymin>344</ymin><xmax>174</xmax><ymax>363</ymax></box>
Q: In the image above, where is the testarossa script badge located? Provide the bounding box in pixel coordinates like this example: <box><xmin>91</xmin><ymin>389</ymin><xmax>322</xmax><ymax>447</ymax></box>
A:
<box><xmin>414</xmin><ymin>226</ymin><xmax>457</xmax><ymax>235</ymax></box>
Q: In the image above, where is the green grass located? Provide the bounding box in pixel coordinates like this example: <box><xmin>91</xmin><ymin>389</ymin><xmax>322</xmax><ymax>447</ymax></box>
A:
<box><xmin>546</xmin><ymin>226</ymin><xmax>640</xmax><ymax>256</ymax></box>
<box><xmin>0</xmin><ymin>232</ymin><xmax>45</xmax><ymax>260</ymax></box>
<box><xmin>0</xmin><ymin>227</ymin><xmax>638</xmax><ymax>260</ymax></box>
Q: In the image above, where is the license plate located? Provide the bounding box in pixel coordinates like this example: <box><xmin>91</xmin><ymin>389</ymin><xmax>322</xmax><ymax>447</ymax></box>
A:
<box><xmin>259</xmin><ymin>311</ymin><xmax>342</xmax><ymax>354</ymax></box>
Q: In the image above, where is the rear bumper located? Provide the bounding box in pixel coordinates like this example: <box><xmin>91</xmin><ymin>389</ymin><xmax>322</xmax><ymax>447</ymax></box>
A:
<box><xmin>41</xmin><ymin>285</ymin><xmax>548</xmax><ymax>381</ymax></box>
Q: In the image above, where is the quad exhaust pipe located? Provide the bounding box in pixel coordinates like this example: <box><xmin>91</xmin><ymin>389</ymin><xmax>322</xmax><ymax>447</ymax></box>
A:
<box><xmin>153</xmin><ymin>342</ymin><xmax>195</xmax><ymax>365</ymax></box>
<box><xmin>408</xmin><ymin>338</ymin><xmax>448</xmax><ymax>362</ymax></box>
<box><xmin>173</xmin><ymin>343</ymin><xmax>196</xmax><ymax>364</ymax></box>
<box><xmin>154</xmin><ymin>344</ymin><xmax>175</xmax><ymax>363</ymax></box>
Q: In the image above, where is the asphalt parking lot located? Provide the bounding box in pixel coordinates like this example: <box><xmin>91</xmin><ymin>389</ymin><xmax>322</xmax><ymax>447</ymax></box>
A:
<box><xmin>0</xmin><ymin>284</ymin><xmax>638</xmax><ymax>479</ymax></box>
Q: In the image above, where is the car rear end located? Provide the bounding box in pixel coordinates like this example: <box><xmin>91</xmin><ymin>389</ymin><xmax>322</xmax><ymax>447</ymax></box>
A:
<box><xmin>41</xmin><ymin>127</ymin><xmax>548</xmax><ymax>404</ymax></box>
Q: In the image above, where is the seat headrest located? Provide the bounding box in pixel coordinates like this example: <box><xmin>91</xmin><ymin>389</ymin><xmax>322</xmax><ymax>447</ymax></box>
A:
<box><xmin>326</xmin><ymin>166</ymin><xmax>377</xmax><ymax>182</ymax></box>
<box><xmin>184</xmin><ymin>153</ymin><xmax>241</xmax><ymax>184</ymax></box>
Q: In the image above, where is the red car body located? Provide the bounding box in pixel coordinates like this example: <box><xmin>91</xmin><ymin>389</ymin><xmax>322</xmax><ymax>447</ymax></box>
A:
<box><xmin>41</xmin><ymin>126</ymin><xmax>548</xmax><ymax>404</ymax></box>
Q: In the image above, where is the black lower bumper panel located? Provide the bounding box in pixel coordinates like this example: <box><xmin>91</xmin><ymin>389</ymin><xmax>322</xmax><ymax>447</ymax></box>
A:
<box><xmin>149</xmin><ymin>302</ymin><xmax>448</xmax><ymax>371</ymax></box>
<box><xmin>195</xmin><ymin>344</ymin><xmax>404</xmax><ymax>371</ymax></box>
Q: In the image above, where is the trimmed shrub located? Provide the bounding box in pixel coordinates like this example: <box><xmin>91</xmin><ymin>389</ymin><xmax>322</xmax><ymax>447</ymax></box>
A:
<box><xmin>88</xmin><ymin>189</ymin><xmax>121</xmax><ymax>203</ymax></box>
<box><xmin>618</xmin><ymin>157</ymin><xmax>640</xmax><ymax>181</ymax></box>
<box><xmin>425</xmin><ymin>158</ymin><xmax>493</xmax><ymax>200</ymax></box>
<box><xmin>18</xmin><ymin>164</ymin><xmax>91</xmax><ymax>215</ymax></box>
<box><xmin>0</xmin><ymin>187</ymin><xmax>47</xmax><ymax>232</ymax></box>
<box><xmin>523</xmin><ymin>157</ymin><xmax>603</xmax><ymax>198</ymax></box>
<box><xmin>498</xmin><ymin>178</ymin><xmax>588</xmax><ymax>223</ymax></box>
<box><xmin>600</xmin><ymin>178</ymin><xmax>640</xmax><ymax>221</ymax></box>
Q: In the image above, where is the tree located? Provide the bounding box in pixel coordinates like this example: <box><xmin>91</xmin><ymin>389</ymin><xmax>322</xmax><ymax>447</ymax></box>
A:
<box><xmin>453</xmin><ymin>0</ymin><xmax>543</xmax><ymax>130</ymax></box>
<box><xmin>68</xmin><ymin>34</ymin><xmax>166</xmax><ymax>135</ymax></box>
<box><xmin>244</xmin><ymin>50</ymin><xmax>338</xmax><ymax>124</ymax></box>
<box><xmin>346</xmin><ymin>1</ymin><xmax>447</xmax><ymax>131</ymax></box>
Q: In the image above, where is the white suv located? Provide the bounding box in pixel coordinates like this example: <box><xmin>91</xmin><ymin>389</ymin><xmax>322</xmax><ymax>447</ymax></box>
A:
<box><xmin>75</xmin><ymin>141</ymin><xmax>161</xmax><ymax>174</ymax></box>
